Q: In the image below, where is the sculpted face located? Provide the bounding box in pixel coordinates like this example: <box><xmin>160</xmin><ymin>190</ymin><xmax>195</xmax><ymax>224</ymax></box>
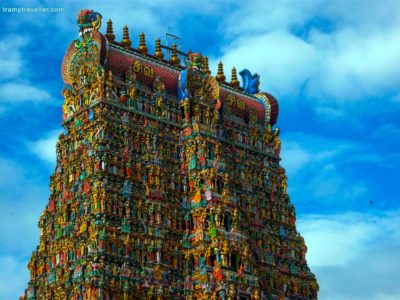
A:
<box><xmin>77</xmin><ymin>10</ymin><xmax>102</xmax><ymax>33</ymax></box>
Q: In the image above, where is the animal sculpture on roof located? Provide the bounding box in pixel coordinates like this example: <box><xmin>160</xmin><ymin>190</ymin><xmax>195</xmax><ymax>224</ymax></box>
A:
<box><xmin>239</xmin><ymin>69</ymin><xmax>260</xmax><ymax>94</ymax></box>
<box><xmin>77</xmin><ymin>9</ymin><xmax>102</xmax><ymax>33</ymax></box>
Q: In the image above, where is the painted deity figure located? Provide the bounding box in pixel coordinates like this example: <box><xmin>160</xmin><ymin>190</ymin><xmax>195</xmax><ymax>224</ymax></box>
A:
<box><xmin>181</xmin><ymin>98</ymin><xmax>190</xmax><ymax>123</ymax></box>
<box><xmin>281</xmin><ymin>174</ymin><xmax>288</xmax><ymax>193</ymax></box>
<box><xmin>127</xmin><ymin>84</ymin><xmax>137</xmax><ymax>107</ymax></box>
<box><xmin>62</xmin><ymin>87</ymin><xmax>77</xmax><ymax>119</ymax></box>
<box><xmin>273</xmin><ymin>128</ymin><xmax>281</xmax><ymax>156</ymax></box>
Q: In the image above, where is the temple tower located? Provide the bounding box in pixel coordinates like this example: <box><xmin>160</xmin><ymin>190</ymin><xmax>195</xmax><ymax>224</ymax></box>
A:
<box><xmin>22</xmin><ymin>9</ymin><xmax>318</xmax><ymax>300</ymax></box>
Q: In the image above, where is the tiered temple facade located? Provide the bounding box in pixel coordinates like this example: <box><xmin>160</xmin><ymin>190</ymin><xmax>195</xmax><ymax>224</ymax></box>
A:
<box><xmin>22</xmin><ymin>10</ymin><xmax>318</xmax><ymax>300</ymax></box>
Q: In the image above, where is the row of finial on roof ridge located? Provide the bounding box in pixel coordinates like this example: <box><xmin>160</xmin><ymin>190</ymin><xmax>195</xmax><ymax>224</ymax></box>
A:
<box><xmin>105</xmin><ymin>19</ymin><xmax>242</xmax><ymax>89</ymax></box>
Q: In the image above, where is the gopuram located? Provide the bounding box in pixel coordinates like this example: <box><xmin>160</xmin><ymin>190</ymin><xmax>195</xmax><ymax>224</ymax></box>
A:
<box><xmin>22</xmin><ymin>9</ymin><xmax>318</xmax><ymax>300</ymax></box>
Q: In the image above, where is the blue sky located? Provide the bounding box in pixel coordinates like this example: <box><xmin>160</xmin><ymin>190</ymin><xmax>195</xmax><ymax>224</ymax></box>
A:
<box><xmin>0</xmin><ymin>0</ymin><xmax>399</xmax><ymax>299</ymax></box>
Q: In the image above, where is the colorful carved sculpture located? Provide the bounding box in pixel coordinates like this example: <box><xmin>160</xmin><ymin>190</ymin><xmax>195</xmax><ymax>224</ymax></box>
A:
<box><xmin>77</xmin><ymin>9</ymin><xmax>102</xmax><ymax>32</ymax></box>
<box><xmin>239</xmin><ymin>69</ymin><xmax>260</xmax><ymax>94</ymax></box>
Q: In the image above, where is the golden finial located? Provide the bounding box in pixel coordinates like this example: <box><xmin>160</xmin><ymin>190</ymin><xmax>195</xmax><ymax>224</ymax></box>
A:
<box><xmin>105</xmin><ymin>19</ymin><xmax>115</xmax><ymax>41</ymax></box>
<box><xmin>170</xmin><ymin>43</ymin><xmax>180</xmax><ymax>66</ymax></box>
<box><xmin>230</xmin><ymin>67</ymin><xmax>240</xmax><ymax>88</ymax></box>
<box><xmin>121</xmin><ymin>25</ymin><xmax>132</xmax><ymax>49</ymax></box>
<box><xmin>216</xmin><ymin>61</ymin><xmax>226</xmax><ymax>83</ymax></box>
<box><xmin>203</xmin><ymin>56</ymin><xmax>211</xmax><ymax>75</ymax></box>
<box><xmin>154</xmin><ymin>38</ymin><xmax>164</xmax><ymax>60</ymax></box>
<box><xmin>138</xmin><ymin>32</ymin><xmax>148</xmax><ymax>54</ymax></box>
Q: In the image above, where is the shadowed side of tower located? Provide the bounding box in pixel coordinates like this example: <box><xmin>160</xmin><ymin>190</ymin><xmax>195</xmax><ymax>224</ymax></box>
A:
<box><xmin>22</xmin><ymin>9</ymin><xmax>318</xmax><ymax>300</ymax></box>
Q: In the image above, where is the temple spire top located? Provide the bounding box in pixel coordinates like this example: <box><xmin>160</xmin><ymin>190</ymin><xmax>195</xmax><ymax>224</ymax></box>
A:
<box><xmin>216</xmin><ymin>61</ymin><xmax>226</xmax><ymax>83</ymax></box>
<box><xmin>230</xmin><ymin>67</ymin><xmax>240</xmax><ymax>88</ymax></box>
<box><xmin>203</xmin><ymin>56</ymin><xmax>211</xmax><ymax>75</ymax></box>
<box><xmin>154</xmin><ymin>38</ymin><xmax>164</xmax><ymax>60</ymax></box>
<box><xmin>170</xmin><ymin>43</ymin><xmax>180</xmax><ymax>66</ymax></box>
<box><xmin>105</xmin><ymin>19</ymin><xmax>115</xmax><ymax>41</ymax></box>
<box><xmin>138</xmin><ymin>32</ymin><xmax>148</xmax><ymax>54</ymax></box>
<box><xmin>121</xmin><ymin>25</ymin><xmax>132</xmax><ymax>49</ymax></box>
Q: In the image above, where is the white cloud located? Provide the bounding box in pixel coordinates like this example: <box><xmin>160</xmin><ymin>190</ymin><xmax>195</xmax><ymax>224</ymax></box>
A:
<box><xmin>308</xmin><ymin>163</ymin><xmax>368</xmax><ymax>202</ymax></box>
<box><xmin>212</xmin><ymin>0</ymin><xmax>400</xmax><ymax>119</ymax></box>
<box><xmin>0</xmin><ymin>158</ymin><xmax>48</xmax><ymax>300</ymax></box>
<box><xmin>0</xmin><ymin>35</ymin><xmax>55</xmax><ymax>112</ymax></box>
<box><xmin>280</xmin><ymin>141</ymin><xmax>312</xmax><ymax>174</ymax></box>
<box><xmin>298</xmin><ymin>210</ymin><xmax>400</xmax><ymax>299</ymax></box>
<box><xmin>281</xmin><ymin>129</ymin><xmax>396</xmax><ymax>176</ymax></box>
<box><xmin>211</xmin><ymin>31</ymin><xmax>319</xmax><ymax>97</ymax></box>
<box><xmin>222</xmin><ymin>1</ymin><xmax>320</xmax><ymax>36</ymax></box>
<box><xmin>0</xmin><ymin>35</ymin><xmax>27</xmax><ymax>80</ymax></box>
<box><xmin>0</xmin><ymin>156</ymin><xmax>49</xmax><ymax>298</ymax></box>
<box><xmin>307</xmin><ymin>27</ymin><xmax>400</xmax><ymax>101</ymax></box>
<box><xmin>0</xmin><ymin>82</ymin><xmax>51</xmax><ymax>103</ymax></box>
<box><xmin>299</xmin><ymin>212</ymin><xmax>378</xmax><ymax>267</ymax></box>
<box><xmin>280</xmin><ymin>132</ymin><xmax>375</xmax><ymax>207</ymax></box>
<box><xmin>281</xmin><ymin>132</ymin><xmax>357</xmax><ymax>176</ymax></box>
<box><xmin>28</xmin><ymin>129</ymin><xmax>60</xmax><ymax>165</ymax></box>
<box><xmin>3</xmin><ymin>0</ymin><xmax>229</xmax><ymax>44</ymax></box>
<box><xmin>0</xmin><ymin>157</ymin><xmax>47</xmax><ymax>255</ymax></box>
